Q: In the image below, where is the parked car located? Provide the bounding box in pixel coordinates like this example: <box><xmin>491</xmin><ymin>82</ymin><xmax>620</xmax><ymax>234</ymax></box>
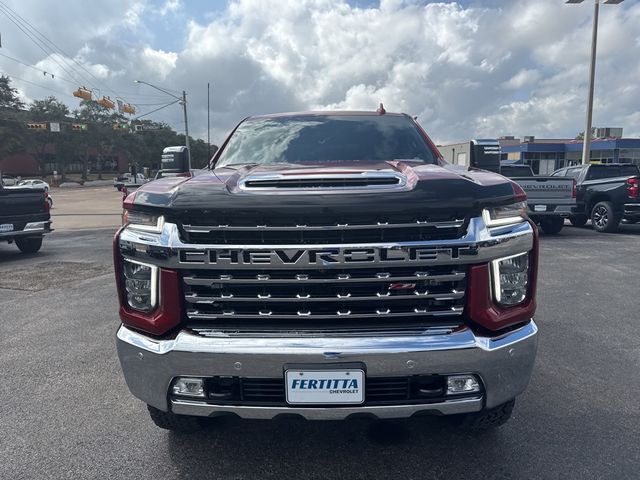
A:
<box><xmin>0</xmin><ymin>175</ymin><xmax>18</xmax><ymax>186</ymax></box>
<box><xmin>14</xmin><ymin>179</ymin><xmax>50</xmax><ymax>191</ymax></box>
<box><xmin>115</xmin><ymin>110</ymin><xmax>539</xmax><ymax>432</ymax></box>
<box><xmin>114</xmin><ymin>173</ymin><xmax>147</xmax><ymax>186</ymax></box>
<box><xmin>551</xmin><ymin>163</ymin><xmax>640</xmax><ymax>232</ymax></box>
<box><xmin>0</xmin><ymin>181</ymin><xmax>52</xmax><ymax>253</ymax></box>
<box><xmin>500</xmin><ymin>164</ymin><xmax>576</xmax><ymax>234</ymax></box>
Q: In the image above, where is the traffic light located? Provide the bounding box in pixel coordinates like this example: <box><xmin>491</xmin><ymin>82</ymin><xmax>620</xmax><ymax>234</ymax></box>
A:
<box><xmin>26</xmin><ymin>123</ymin><xmax>48</xmax><ymax>130</ymax></box>
<box><xmin>98</xmin><ymin>96</ymin><xmax>115</xmax><ymax>109</ymax></box>
<box><xmin>113</xmin><ymin>123</ymin><xmax>129</xmax><ymax>131</ymax></box>
<box><xmin>72</xmin><ymin>124</ymin><xmax>88</xmax><ymax>131</ymax></box>
<box><xmin>73</xmin><ymin>87</ymin><xmax>92</xmax><ymax>101</ymax></box>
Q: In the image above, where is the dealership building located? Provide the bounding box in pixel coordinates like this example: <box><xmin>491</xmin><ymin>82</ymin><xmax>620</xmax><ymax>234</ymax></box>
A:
<box><xmin>439</xmin><ymin>128</ymin><xmax>640</xmax><ymax>175</ymax></box>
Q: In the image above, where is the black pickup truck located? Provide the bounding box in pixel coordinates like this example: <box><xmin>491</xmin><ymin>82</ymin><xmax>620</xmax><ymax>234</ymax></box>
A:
<box><xmin>551</xmin><ymin>163</ymin><xmax>640</xmax><ymax>232</ymax></box>
<box><xmin>0</xmin><ymin>179</ymin><xmax>52</xmax><ymax>253</ymax></box>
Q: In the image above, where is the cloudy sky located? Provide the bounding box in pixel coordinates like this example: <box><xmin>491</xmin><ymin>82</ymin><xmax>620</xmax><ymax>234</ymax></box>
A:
<box><xmin>1</xmin><ymin>0</ymin><xmax>639</xmax><ymax>145</ymax></box>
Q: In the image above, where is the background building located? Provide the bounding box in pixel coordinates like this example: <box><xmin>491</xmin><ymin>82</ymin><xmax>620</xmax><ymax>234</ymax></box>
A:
<box><xmin>439</xmin><ymin>129</ymin><xmax>640</xmax><ymax>175</ymax></box>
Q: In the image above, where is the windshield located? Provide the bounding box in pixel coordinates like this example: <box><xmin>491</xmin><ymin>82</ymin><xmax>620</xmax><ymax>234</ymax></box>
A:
<box><xmin>215</xmin><ymin>115</ymin><xmax>437</xmax><ymax>167</ymax></box>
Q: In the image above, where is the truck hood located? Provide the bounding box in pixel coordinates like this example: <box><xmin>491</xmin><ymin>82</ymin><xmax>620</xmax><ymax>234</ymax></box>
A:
<box><xmin>132</xmin><ymin>161</ymin><xmax>518</xmax><ymax>221</ymax></box>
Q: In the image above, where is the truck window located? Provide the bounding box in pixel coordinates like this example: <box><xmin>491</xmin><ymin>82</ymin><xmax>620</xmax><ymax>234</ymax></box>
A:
<box><xmin>216</xmin><ymin>115</ymin><xmax>438</xmax><ymax>167</ymax></box>
<box><xmin>500</xmin><ymin>166</ymin><xmax>534</xmax><ymax>177</ymax></box>
<box><xmin>586</xmin><ymin>165</ymin><xmax>640</xmax><ymax>180</ymax></box>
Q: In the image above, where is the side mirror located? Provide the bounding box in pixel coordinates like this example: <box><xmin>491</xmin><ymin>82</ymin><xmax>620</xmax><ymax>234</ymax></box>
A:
<box><xmin>161</xmin><ymin>146</ymin><xmax>190</xmax><ymax>174</ymax></box>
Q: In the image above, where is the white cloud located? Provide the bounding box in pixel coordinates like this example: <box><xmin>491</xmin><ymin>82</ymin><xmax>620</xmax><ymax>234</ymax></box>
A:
<box><xmin>1</xmin><ymin>0</ymin><xmax>639</xmax><ymax>145</ymax></box>
<box><xmin>502</xmin><ymin>69</ymin><xmax>541</xmax><ymax>90</ymax></box>
<box><xmin>141</xmin><ymin>48</ymin><xmax>178</xmax><ymax>79</ymax></box>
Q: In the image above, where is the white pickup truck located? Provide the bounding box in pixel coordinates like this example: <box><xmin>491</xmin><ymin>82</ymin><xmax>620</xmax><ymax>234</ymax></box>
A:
<box><xmin>500</xmin><ymin>165</ymin><xmax>576</xmax><ymax>234</ymax></box>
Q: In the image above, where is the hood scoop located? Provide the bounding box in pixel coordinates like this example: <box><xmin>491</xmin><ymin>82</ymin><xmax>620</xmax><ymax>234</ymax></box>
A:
<box><xmin>237</xmin><ymin>168</ymin><xmax>411</xmax><ymax>194</ymax></box>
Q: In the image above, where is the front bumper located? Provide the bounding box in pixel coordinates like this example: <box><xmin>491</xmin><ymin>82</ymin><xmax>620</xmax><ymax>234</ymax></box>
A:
<box><xmin>116</xmin><ymin>320</ymin><xmax>538</xmax><ymax>420</ymax></box>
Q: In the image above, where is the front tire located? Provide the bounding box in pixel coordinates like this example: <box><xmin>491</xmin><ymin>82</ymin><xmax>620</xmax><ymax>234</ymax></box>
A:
<box><xmin>15</xmin><ymin>236</ymin><xmax>43</xmax><ymax>254</ymax></box>
<box><xmin>539</xmin><ymin>217</ymin><xmax>564</xmax><ymax>235</ymax></box>
<box><xmin>591</xmin><ymin>201</ymin><xmax>620</xmax><ymax>233</ymax></box>
<box><xmin>147</xmin><ymin>405</ymin><xmax>203</xmax><ymax>433</ymax></box>
<box><xmin>456</xmin><ymin>399</ymin><xmax>515</xmax><ymax>431</ymax></box>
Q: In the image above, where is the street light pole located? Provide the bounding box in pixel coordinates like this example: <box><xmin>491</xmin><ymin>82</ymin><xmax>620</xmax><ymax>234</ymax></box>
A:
<box><xmin>582</xmin><ymin>0</ymin><xmax>599</xmax><ymax>166</ymax></box>
<box><xmin>182</xmin><ymin>90</ymin><xmax>190</xmax><ymax>168</ymax></box>
<box><xmin>134</xmin><ymin>79</ymin><xmax>191</xmax><ymax>168</ymax></box>
<box><xmin>566</xmin><ymin>0</ymin><xmax>624</xmax><ymax>165</ymax></box>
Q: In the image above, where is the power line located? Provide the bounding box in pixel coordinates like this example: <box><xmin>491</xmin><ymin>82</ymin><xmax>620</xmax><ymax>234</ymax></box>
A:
<box><xmin>0</xmin><ymin>71</ymin><xmax>76</xmax><ymax>99</ymax></box>
<box><xmin>134</xmin><ymin>100</ymin><xmax>181</xmax><ymax>120</ymax></box>
<box><xmin>0</xmin><ymin>51</ymin><xmax>77</xmax><ymax>85</ymax></box>
<box><xmin>0</xmin><ymin>1</ymin><xmax>115</xmax><ymax>97</ymax></box>
<box><xmin>0</xmin><ymin>4</ymin><xmax>84</xmax><ymax>85</ymax></box>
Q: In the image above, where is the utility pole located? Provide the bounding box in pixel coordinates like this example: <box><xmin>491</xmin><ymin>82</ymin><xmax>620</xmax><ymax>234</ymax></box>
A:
<box><xmin>182</xmin><ymin>90</ymin><xmax>190</xmax><ymax>168</ymax></box>
<box><xmin>582</xmin><ymin>0</ymin><xmax>599</xmax><ymax>165</ymax></box>
<box><xmin>566</xmin><ymin>0</ymin><xmax>625</xmax><ymax>164</ymax></box>
<box><xmin>207</xmin><ymin>82</ymin><xmax>211</xmax><ymax>159</ymax></box>
<box><xmin>134</xmin><ymin>79</ymin><xmax>191</xmax><ymax>168</ymax></box>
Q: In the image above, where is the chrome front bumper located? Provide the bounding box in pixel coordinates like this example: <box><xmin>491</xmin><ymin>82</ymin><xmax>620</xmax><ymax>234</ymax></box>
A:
<box><xmin>116</xmin><ymin>321</ymin><xmax>538</xmax><ymax>420</ymax></box>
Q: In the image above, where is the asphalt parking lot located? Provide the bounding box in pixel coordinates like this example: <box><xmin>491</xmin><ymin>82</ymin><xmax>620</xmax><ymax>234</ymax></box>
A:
<box><xmin>1</xmin><ymin>187</ymin><xmax>639</xmax><ymax>480</ymax></box>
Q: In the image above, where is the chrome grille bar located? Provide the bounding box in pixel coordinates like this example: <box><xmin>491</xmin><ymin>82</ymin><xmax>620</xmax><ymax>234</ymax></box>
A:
<box><xmin>184</xmin><ymin>290</ymin><xmax>465</xmax><ymax>303</ymax></box>
<box><xmin>186</xmin><ymin>307</ymin><xmax>464</xmax><ymax>321</ymax></box>
<box><xmin>190</xmin><ymin>325</ymin><xmax>460</xmax><ymax>338</ymax></box>
<box><xmin>182</xmin><ymin>219</ymin><xmax>465</xmax><ymax>232</ymax></box>
<box><xmin>183</xmin><ymin>271</ymin><xmax>466</xmax><ymax>285</ymax></box>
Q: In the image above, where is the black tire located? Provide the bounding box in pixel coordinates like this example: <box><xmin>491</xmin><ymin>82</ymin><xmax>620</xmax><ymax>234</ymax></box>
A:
<box><xmin>147</xmin><ymin>405</ymin><xmax>203</xmax><ymax>433</ymax></box>
<box><xmin>456</xmin><ymin>399</ymin><xmax>515</xmax><ymax>431</ymax></box>
<box><xmin>539</xmin><ymin>217</ymin><xmax>564</xmax><ymax>235</ymax></box>
<box><xmin>591</xmin><ymin>201</ymin><xmax>621</xmax><ymax>233</ymax></box>
<box><xmin>569</xmin><ymin>214</ymin><xmax>588</xmax><ymax>227</ymax></box>
<box><xmin>15</xmin><ymin>236</ymin><xmax>43</xmax><ymax>254</ymax></box>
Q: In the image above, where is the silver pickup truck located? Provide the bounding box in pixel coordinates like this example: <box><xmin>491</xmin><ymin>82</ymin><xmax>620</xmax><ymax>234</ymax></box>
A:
<box><xmin>500</xmin><ymin>165</ymin><xmax>576</xmax><ymax>234</ymax></box>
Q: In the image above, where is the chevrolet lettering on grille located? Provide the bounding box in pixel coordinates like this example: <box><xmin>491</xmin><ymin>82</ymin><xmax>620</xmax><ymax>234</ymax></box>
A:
<box><xmin>178</xmin><ymin>246</ymin><xmax>470</xmax><ymax>268</ymax></box>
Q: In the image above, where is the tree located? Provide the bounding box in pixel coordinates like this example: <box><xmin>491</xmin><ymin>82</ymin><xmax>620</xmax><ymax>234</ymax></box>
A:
<box><xmin>0</xmin><ymin>75</ymin><xmax>25</xmax><ymax>110</ymax></box>
<box><xmin>0</xmin><ymin>76</ymin><xmax>27</xmax><ymax>160</ymax></box>
<box><xmin>575</xmin><ymin>128</ymin><xmax>596</xmax><ymax>140</ymax></box>
<box><xmin>28</xmin><ymin>97</ymin><xmax>71</xmax><ymax>177</ymax></box>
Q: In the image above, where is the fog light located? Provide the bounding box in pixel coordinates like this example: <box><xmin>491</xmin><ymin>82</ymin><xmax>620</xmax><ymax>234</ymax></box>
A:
<box><xmin>172</xmin><ymin>377</ymin><xmax>205</xmax><ymax>398</ymax></box>
<box><xmin>446</xmin><ymin>375</ymin><xmax>481</xmax><ymax>395</ymax></box>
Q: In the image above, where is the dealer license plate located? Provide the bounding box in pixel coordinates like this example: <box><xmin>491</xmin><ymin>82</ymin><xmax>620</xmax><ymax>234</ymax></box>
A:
<box><xmin>534</xmin><ymin>205</ymin><xmax>547</xmax><ymax>212</ymax></box>
<box><xmin>285</xmin><ymin>369</ymin><xmax>365</xmax><ymax>405</ymax></box>
<box><xmin>0</xmin><ymin>223</ymin><xmax>14</xmax><ymax>233</ymax></box>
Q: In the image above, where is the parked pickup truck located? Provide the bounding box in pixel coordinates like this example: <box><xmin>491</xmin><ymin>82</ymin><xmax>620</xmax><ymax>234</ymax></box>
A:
<box><xmin>114</xmin><ymin>111</ymin><xmax>539</xmax><ymax>432</ymax></box>
<box><xmin>551</xmin><ymin>163</ymin><xmax>640</xmax><ymax>232</ymax></box>
<box><xmin>0</xmin><ymin>178</ymin><xmax>52</xmax><ymax>253</ymax></box>
<box><xmin>500</xmin><ymin>164</ymin><xmax>575</xmax><ymax>234</ymax></box>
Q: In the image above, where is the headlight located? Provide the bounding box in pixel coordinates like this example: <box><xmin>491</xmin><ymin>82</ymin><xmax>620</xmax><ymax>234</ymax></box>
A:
<box><xmin>491</xmin><ymin>252</ymin><xmax>529</xmax><ymax>306</ymax></box>
<box><xmin>123</xmin><ymin>211</ymin><xmax>164</xmax><ymax>233</ymax></box>
<box><xmin>123</xmin><ymin>259</ymin><xmax>158</xmax><ymax>312</ymax></box>
<box><xmin>482</xmin><ymin>201</ymin><xmax>527</xmax><ymax>227</ymax></box>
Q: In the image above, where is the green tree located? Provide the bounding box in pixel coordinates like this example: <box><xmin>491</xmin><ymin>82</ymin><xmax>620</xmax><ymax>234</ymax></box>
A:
<box><xmin>0</xmin><ymin>75</ymin><xmax>24</xmax><ymax>110</ymax></box>
<box><xmin>29</xmin><ymin>96</ymin><xmax>71</xmax><ymax>178</ymax></box>
<box><xmin>0</xmin><ymin>76</ymin><xmax>27</xmax><ymax>160</ymax></box>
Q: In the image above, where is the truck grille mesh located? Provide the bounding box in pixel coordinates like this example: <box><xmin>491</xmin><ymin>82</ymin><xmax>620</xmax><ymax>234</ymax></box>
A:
<box><xmin>182</xmin><ymin>265</ymin><xmax>467</xmax><ymax>328</ymax></box>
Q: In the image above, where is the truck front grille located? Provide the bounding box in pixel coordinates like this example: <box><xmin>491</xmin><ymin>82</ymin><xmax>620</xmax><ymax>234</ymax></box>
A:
<box><xmin>182</xmin><ymin>265</ymin><xmax>466</xmax><ymax>328</ymax></box>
